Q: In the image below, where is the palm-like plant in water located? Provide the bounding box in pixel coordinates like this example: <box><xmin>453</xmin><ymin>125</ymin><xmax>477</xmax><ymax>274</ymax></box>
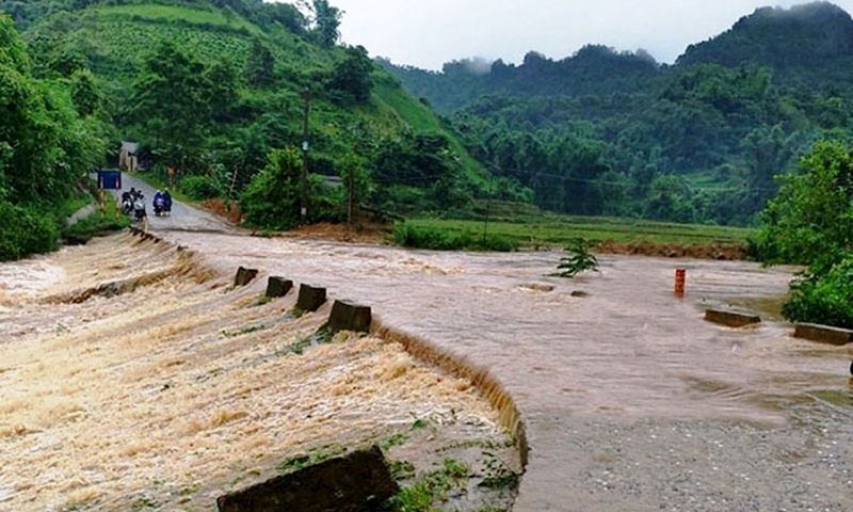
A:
<box><xmin>556</xmin><ymin>238</ymin><xmax>599</xmax><ymax>278</ymax></box>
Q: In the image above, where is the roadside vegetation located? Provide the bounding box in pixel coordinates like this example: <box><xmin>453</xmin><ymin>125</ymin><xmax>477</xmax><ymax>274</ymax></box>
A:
<box><xmin>62</xmin><ymin>198</ymin><xmax>131</xmax><ymax>245</ymax></box>
<box><xmin>752</xmin><ymin>139</ymin><xmax>853</xmax><ymax>328</ymax></box>
<box><xmin>397</xmin><ymin>215</ymin><xmax>753</xmax><ymax>252</ymax></box>
<box><xmin>0</xmin><ymin>14</ymin><xmax>108</xmax><ymax>261</ymax></box>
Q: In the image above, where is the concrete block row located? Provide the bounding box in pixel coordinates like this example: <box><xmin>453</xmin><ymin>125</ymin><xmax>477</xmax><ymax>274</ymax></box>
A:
<box><xmin>703</xmin><ymin>306</ymin><xmax>853</xmax><ymax>347</ymax></box>
<box><xmin>704</xmin><ymin>308</ymin><xmax>761</xmax><ymax>328</ymax></box>
<box><xmin>793</xmin><ymin>323</ymin><xmax>853</xmax><ymax>346</ymax></box>
<box><xmin>232</xmin><ymin>268</ymin><xmax>371</xmax><ymax>333</ymax></box>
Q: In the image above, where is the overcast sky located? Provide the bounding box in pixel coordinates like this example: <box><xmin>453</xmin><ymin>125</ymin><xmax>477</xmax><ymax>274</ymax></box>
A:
<box><xmin>321</xmin><ymin>0</ymin><xmax>853</xmax><ymax>70</ymax></box>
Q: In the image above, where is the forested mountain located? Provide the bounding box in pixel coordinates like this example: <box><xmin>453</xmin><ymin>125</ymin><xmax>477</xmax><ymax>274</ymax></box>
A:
<box><xmin>0</xmin><ymin>0</ymin><xmax>506</xmax><ymax>257</ymax></box>
<box><xmin>678</xmin><ymin>2</ymin><xmax>853</xmax><ymax>71</ymax></box>
<box><xmin>381</xmin><ymin>46</ymin><xmax>660</xmax><ymax>113</ymax></box>
<box><xmin>382</xmin><ymin>2</ymin><xmax>853</xmax><ymax>225</ymax></box>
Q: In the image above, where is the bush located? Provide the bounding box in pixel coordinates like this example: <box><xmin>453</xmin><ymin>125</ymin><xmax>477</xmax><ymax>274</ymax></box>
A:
<box><xmin>63</xmin><ymin>209</ymin><xmax>130</xmax><ymax>245</ymax></box>
<box><xmin>393</xmin><ymin>222</ymin><xmax>517</xmax><ymax>252</ymax></box>
<box><xmin>394</xmin><ymin>223</ymin><xmax>471</xmax><ymax>250</ymax></box>
<box><xmin>783</xmin><ymin>253</ymin><xmax>853</xmax><ymax>328</ymax></box>
<box><xmin>180</xmin><ymin>175</ymin><xmax>222</xmax><ymax>200</ymax></box>
<box><xmin>471</xmin><ymin>234</ymin><xmax>518</xmax><ymax>252</ymax></box>
<box><xmin>555</xmin><ymin>238</ymin><xmax>599</xmax><ymax>278</ymax></box>
<box><xmin>0</xmin><ymin>202</ymin><xmax>59</xmax><ymax>261</ymax></box>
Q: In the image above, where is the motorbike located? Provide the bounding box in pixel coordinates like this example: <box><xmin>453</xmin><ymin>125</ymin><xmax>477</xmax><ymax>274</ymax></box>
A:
<box><xmin>153</xmin><ymin>197</ymin><xmax>165</xmax><ymax>217</ymax></box>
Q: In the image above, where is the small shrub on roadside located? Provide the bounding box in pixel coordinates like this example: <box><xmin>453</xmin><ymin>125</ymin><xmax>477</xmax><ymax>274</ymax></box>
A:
<box><xmin>180</xmin><ymin>175</ymin><xmax>222</xmax><ymax>200</ymax></box>
<box><xmin>782</xmin><ymin>253</ymin><xmax>853</xmax><ymax>329</ymax></box>
<box><xmin>554</xmin><ymin>238</ymin><xmax>599</xmax><ymax>278</ymax></box>
<box><xmin>393</xmin><ymin>222</ymin><xmax>470</xmax><ymax>250</ymax></box>
<box><xmin>393</xmin><ymin>222</ymin><xmax>517</xmax><ymax>252</ymax></box>
<box><xmin>0</xmin><ymin>202</ymin><xmax>59</xmax><ymax>261</ymax></box>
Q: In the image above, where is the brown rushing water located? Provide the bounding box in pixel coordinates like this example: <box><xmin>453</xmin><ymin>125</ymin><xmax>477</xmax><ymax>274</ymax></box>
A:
<box><xmin>165</xmin><ymin>231</ymin><xmax>853</xmax><ymax>511</ymax></box>
<box><xmin>0</xmin><ymin>235</ymin><xmax>514</xmax><ymax>511</ymax></box>
<box><xmin>8</xmin><ymin>173</ymin><xmax>852</xmax><ymax>510</ymax></box>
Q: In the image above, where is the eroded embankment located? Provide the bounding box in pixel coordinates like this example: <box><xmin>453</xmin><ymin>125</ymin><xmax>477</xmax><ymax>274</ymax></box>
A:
<box><xmin>0</xmin><ymin>231</ymin><xmax>520</xmax><ymax>511</ymax></box>
<box><xmin>374</xmin><ymin>321</ymin><xmax>529</xmax><ymax>469</ymax></box>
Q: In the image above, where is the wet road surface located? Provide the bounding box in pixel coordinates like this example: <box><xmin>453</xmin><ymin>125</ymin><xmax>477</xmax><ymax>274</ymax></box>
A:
<box><xmin>58</xmin><ymin>182</ymin><xmax>853</xmax><ymax>510</ymax></box>
<box><xmin>163</xmin><ymin>231</ymin><xmax>853</xmax><ymax>511</ymax></box>
<box><xmin>115</xmin><ymin>174</ymin><xmax>235</xmax><ymax>234</ymax></box>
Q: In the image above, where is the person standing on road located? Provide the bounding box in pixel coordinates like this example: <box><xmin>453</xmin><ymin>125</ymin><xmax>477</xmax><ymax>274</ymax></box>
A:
<box><xmin>133</xmin><ymin>193</ymin><xmax>147</xmax><ymax>228</ymax></box>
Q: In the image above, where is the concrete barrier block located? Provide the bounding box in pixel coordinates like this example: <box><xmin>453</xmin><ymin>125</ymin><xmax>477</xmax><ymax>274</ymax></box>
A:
<box><xmin>216</xmin><ymin>445</ymin><xmax>398</xmax><ymax>512</ymax></box>
<box><xmin>794</xmin><ymin>323</ymin><xmax>853</xmax><ymax>346</ymax></box>
<box><xmin>704</xmin><ymin>309</ymin><xmax>761</xmax><ymax>328</ymax></box>
<box><xmin>265</xmin><ymin>276</ymin><xmax>293</xmax><ymax>298</ymax></box>
<box><xmin>297</xmin><ymin>284</ymin><xmax>326</xmax><ymax>312</ymax></box>
<box><xmin>234</xmin><ymin>267</ymin><xmax>259</xmax><ymax>287</ymax></box>
<box><xmin>328</xmin><ymin>300</ymin><xmax>372</xmax><ymax>333</ymax></box>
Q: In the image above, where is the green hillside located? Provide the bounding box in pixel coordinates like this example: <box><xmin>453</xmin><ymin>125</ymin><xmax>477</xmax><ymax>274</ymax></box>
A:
<box><xmin>382</xmin><ymin>2</ymin><xmax>853</xmax><ymax>227</ymax></box>
<box><xmin>1</xmin><ymin>0</ymin><xmax>502</xmax><ymax>236</ymax></box>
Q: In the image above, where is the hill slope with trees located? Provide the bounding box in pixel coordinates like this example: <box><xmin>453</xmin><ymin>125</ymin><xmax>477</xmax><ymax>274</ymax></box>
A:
<box><xmin>0</xmin><ymin>0</ymin><xmax>510</xmax><ymax>255</ymax></box>
<box><xmin>382</xmin><ymin>1</ymin><xmax>853</xmax><ymax>226</ymax></box>
<box><xmin>0</xmin><ymin>13</ymin><xmax>108</xmax><ymax>260</ymax></box>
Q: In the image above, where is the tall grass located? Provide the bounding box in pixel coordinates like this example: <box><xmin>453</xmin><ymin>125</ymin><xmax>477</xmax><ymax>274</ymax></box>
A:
<box><xmin>403</xmin><ymin>215</ymin><xmax>754</xmax><ymax>250</ymax></box>
<box><xmin>393</xmin><ymin>222</ymin><xmax>518</xmax><ymax>252</ymax></box>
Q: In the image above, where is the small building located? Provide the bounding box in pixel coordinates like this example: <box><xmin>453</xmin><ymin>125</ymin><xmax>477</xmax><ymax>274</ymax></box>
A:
<box><xmin>119</xmin><ymin>141</ymin><xmax>140</xmax><ymax>173</ymax></box>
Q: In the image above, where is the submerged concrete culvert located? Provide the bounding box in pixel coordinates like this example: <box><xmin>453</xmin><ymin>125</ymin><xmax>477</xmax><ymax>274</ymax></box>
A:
<box><xmin>233</xmin><ymin>267</ymin><xmax>259</xmax><ymax>287</ymax></box>
<box><xmin>265</xmin><ymin>276</ymin><xmax>293</xmax><ymax>298</ymax></box>
<box><xmin>297</xmin><ymin>284</ymin><xmax>327</xmax><ymax>312</ymax></box>
<box><xmin>327</xmin><ymin>300</ymin><xmax>371</xmax><ymax>333</ymax></box>
<box><xmin>704</xmin><ymin>308</ymin><xmax>762</xmax><ymax>328</ymax></box>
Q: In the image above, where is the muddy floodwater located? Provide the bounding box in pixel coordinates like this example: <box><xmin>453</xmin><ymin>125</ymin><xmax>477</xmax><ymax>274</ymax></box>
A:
<box><xmin>0</xmin><ymin>235</ymin><xmax>515</xmax><ymax>511</ymax></box>
<box><xmin>2</xmin><ymin>198</ymin><xmax>853</xmax><ymax>511</ymax></box>
<box><xmin>165</xmin><ymin>230</ymin><xmax>853</xmax><ymax>512</ymax></box>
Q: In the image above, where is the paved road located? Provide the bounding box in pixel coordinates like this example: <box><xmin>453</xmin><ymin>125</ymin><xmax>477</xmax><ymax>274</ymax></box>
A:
<box><xmin>114</xmin><ymin>173</ymin><xmax>235</xmax><ymax>233</ymax></box>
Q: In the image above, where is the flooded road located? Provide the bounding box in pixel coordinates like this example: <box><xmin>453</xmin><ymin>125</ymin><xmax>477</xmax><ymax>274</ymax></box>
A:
<box><xmin>165</xmin><ymin>231</ymin><xmax>853</xmax><ymax>511</ymax></box>
<box><xmin>4</xmin><ymin>178</ymin><xmax>853</xmax><ymax>511</ymax></box>
<box><xmin>0</xmin><ymin>235</ymin><xmax>513</xmax><ymax>511</ymax></box>
<box><xmin>117</xmin><ymin>174</ymin><xmax>235</xmax><ymax>234</ymax></box>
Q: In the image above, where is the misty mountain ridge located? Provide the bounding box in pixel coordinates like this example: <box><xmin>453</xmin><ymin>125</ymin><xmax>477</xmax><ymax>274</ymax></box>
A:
<box><xmin>677</xmin><ymin>1</ymin><xmax>853</xmax><ymax>68</ymax></box>
<box><xmin>382</xmin><ymin>1</ymin><xmax>853</xmax><ymax>112</ymax></box>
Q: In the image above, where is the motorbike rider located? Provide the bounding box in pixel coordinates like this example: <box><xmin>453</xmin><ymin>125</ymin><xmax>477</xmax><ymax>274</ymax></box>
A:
<box><xmin>133</xmin><ymin>193</ymin><xmax>147</xmax><ymax>222</ymax></box>
<box><xmin>153</xmin><ymin>190</ymin><xmax>165</xmax><ymax>216</ymax></box>
<box><xmin>163</xmin><ymin>190</ymin><xmax>172</xmax><ymax>215</ymax></box>
<box><xmin>120</xmin><ymin>190</ymin><xmax>133</xmax><ymax>214</ymax></box>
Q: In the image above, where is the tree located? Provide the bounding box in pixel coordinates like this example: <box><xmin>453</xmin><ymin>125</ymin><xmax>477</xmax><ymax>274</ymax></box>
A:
<box><xmin>131</xmin><ymin>42</ymin><xmax>214</xmax><ymax>172</ymax></box>
<box><xmin>755</xmin><ymin>140</ymin><xmax>853</xmax><ymax>328</ymax></box>
<box><xmin>338</xmin><ymin>152</ymin><xmax>371</xmax><ymax>225</ymax></box>
<box><xmin>70</xmin><ymin>68</ymin><xmax>100</xmax><ymax>116</ymax></box>
<box><xmin>206</xmin><ymin>60</ymin><xmax>241</xmax><ymax>123</ymax></box>
<box><xmin>753</xmin><ymin>139</ymin><xmax>853</xmax><ymax>266</ymax></box>
<box><xmin>240</xmin><ymin>148</ymin><xmax>304</xmax><ymax>229</ymax></box>
<box><xmin>312</xmin><ymin>0</ymin><xmax>341</xmax><ymax>48</ymax></box>
<box><xmin>328</xmin><ymin>45</ymin><xmax>372</xmax><ymax>105</ymax></box>
<box><xmin>0</xmin><ymin>14</ymin><xmax>104</xmax><ymax>260</ymax></box>
<box><xmin>245</xmin><ymin>38</ymin><xmax>275</xmax><ymax>87</ymax></box>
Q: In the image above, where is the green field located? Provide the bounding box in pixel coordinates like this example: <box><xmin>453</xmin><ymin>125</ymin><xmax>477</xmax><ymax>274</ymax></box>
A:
<box><xmin>404</xmin><ymin>216</ymin><xmax>754</xmax><ymax>248</ymax></box>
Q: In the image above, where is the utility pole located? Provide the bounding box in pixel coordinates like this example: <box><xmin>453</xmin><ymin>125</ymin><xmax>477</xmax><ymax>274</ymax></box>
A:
<box><xmin>347</xmin><ymin>161</ymin><xmax>354</xmax><ymax>227</ymax></box>
<box><xmin>301</xmin><ymin>89</ymin><xmax>311</xmax><ymax>223</ymax></box>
